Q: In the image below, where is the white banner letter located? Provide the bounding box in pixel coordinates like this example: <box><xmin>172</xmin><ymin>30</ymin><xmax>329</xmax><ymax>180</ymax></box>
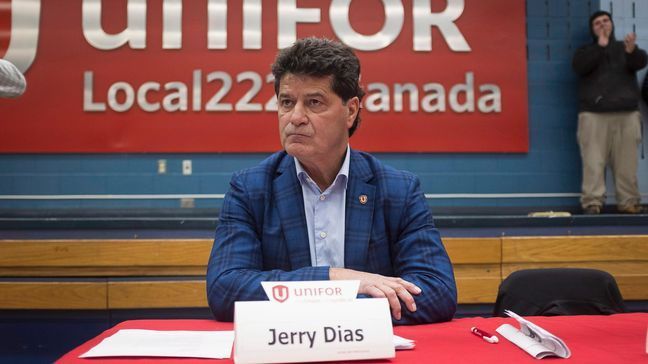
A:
<box><xmin>277</xmin><ymin>0</ymin><xmax>321</xmax><ymax>48</ymax></box>
<box><xmin>330</xmin><ymin>0</ymin><xmax>403</xmax><ymax>51</ymax></box>
<box><xmin>413</xmin><ymin>0</ymin><xmax>470</xmax><ymax>52</ymax></box>
<box><xmin>82</xmin><ymin>0</ymin><xmax>146</xmax><ymax>50</ymax></box>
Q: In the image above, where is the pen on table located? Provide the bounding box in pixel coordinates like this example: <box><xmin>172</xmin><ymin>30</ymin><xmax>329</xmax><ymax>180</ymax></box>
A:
<box><xmin>470</xmin><ymin>327</ymin><xmax>499</xmax><ymax>344</ymax></box>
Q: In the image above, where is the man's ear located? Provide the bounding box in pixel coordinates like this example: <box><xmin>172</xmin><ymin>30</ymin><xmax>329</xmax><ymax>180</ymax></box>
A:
<box><xmin>346</xmin><ymin>97</ymin><xmax>360</xmax><ymax>128</ymax></box>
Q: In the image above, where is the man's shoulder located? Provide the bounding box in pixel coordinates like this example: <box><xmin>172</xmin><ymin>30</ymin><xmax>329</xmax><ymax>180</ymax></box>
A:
<box><xmin>232</xmin><ymin>151</ymin><xmax>291</xmax><ymax>184</ymax></box>
<box><xmin>350</xmin><ymin>150</ymin><xmax>417</xmax><ymax>185</ymax></box>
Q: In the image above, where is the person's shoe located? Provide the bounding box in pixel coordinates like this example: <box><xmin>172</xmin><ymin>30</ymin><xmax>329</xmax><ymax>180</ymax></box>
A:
<box><xmin>617</xmin><ymin>204</ymin><xmax>645</xmax><ymax>214</ymax></box>
<box><xmin>583</xmin><ymin>205</ymin><xmax>601</xmax><ymax>215</ymax></box>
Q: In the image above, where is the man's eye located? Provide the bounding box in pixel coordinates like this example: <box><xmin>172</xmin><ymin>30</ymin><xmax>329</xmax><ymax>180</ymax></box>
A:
<box><xmin>280</xmin><ymin>99</ymin><xmax>293</xmax><ymax>108</ymax></box>
<box><xmin>309</xmin><ymin>99</ymin><xmax>322</xmax><ymax>107</ymax></box>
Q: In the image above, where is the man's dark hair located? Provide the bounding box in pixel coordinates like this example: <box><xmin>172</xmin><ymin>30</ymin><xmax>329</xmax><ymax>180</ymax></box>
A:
<box><xmin>589</xmin><ymin>10</ymin><xmax>614</xmax><ymax>42</ymax></box>
<box><xmin>271</xmin><ymin>37</ymin><xmax>365</xmax><ymax>137</ymax></box>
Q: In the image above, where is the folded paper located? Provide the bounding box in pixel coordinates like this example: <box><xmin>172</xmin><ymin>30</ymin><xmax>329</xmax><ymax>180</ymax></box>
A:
<box><xmin>496</xmin><ymin>310</ymin><xmax>571</xmax><ymax>359</ymax></box>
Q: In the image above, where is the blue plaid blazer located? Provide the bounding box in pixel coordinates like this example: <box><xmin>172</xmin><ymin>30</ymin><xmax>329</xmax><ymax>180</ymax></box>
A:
<box><xmin>206</xmin><ymin>150</ymin><xmax>457</xmax><ymax>325</ymax></box>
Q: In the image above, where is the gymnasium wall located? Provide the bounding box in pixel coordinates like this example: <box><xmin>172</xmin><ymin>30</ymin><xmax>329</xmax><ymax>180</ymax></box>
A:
<box><xmin>1</xmin><ymin>0</ymin><xmax>647</xmax><ymax>213</ymax></box>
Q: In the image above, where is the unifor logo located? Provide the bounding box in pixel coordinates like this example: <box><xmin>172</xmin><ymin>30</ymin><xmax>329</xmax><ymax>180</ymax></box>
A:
<box><xmin>0</xmin><ymin>0</ymin><xmax>41</xmax><ymax>73</ymax></box>
<box><xmin>272</xmin><ymin>285</ymin><xmax>289</xmax><ymax>303</ymax></box>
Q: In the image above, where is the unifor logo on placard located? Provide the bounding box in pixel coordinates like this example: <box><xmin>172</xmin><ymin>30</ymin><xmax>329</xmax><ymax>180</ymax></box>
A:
<box><xmin>272</xmin><ymin>285</ymin><xmax>289</xmax><ymax>303</ymax></box>
<box><xmin>0</xmin><ymin>0</ymin><xmax>41</xmax><ymax>73</ymax></box>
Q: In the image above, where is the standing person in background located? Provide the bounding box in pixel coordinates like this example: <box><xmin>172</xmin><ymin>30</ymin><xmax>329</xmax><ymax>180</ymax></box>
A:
<box><xmin>572</xmin><ymin>10</ymin><xmax>647</xmax><ymax>215</ymax></box>
<box><xmin>642</xmin><ymin>71</ymin><xmax>648</xmax><ymax>105</ymax></box>
<box><xmin>0</xmin><ymin>58</ymin><xmax>26</xmax><ymax>98</ymax></box>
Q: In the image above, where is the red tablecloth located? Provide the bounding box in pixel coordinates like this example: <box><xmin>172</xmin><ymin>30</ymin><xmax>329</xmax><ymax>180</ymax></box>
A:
<box><xmin>57</xmin><ymin>313</ymin><xmax>648</xmax><ymax>363</ymax></box>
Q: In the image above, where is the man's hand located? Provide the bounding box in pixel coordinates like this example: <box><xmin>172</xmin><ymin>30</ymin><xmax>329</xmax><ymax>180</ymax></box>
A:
<box><xmin>329</xmin><ymin>267</ymin><xmax>421</xmax><ymax>320</ymax></box>
<box><xmin>597</xmin><ymin>29</ymin><xmax>610</xmax><ymax>47</ymax></box>
<box><xmin>624</xmin><ymin>32</ymin><xmax>637</xmax><ymax>53</ymax></box>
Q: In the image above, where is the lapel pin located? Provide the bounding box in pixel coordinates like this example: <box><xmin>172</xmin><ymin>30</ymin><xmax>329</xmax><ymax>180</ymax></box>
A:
<box><xmin>359</xmin><ymin>195</ymin><xmax>368</xmax><ymax>205</ymax></box>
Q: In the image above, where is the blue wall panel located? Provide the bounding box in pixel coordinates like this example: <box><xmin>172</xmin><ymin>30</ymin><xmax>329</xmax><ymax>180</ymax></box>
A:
<box><xmin>548</xmin><ymin>0</ymin><xmax>569</xmax><ymax>17</ymax></box>
<box><xmin>570</xmin><ymin>0</ymin><xmax>596</xmax><ymax>17</ymax></box>
<box><xmin>549</xmin><ymin>19</ymin><xmax>570</xmax><ymax>39</ymax></box>
<box><xmin>527</xmin><ymin>0</ymin><xmax>549</xmax><ymax>16</ymax></box>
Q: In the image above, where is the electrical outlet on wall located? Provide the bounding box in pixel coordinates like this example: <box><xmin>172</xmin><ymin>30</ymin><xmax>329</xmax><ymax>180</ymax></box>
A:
<box><xmin>180</xmin><ymin>198</ymin><xmax>195</xmax><ymax>208</ymax></box>
<box><xmin>157</xmin><ymin>159</ymin><xmax>167</xmax><ymax>174</ymax></box>
<box><xmin>182</xmin><ymin>160</ymin><xmax>192</xmax><ymax>175</ymax></box>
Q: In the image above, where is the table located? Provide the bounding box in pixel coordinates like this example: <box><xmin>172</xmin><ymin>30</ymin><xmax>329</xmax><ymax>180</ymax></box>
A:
<box><xmin>57</xmin><ymin>313</ymin><xmax>647</xmax><ymax>363</ymax></box>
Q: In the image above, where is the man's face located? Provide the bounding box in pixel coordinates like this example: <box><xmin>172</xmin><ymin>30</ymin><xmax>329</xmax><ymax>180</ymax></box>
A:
<box><xmin>277</xmin><ymin>73</ymin><xmax>358</xmax><ymax>166</ymax></box>
<box><xmin>592</xmin><ymin>15</ymin><xmax>612</xmax><ymax>37</ymax></box>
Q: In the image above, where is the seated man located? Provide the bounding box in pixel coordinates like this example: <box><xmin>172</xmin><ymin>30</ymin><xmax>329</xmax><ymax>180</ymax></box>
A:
<box><xmin>206</xmin><ymin>37</ymin><xmax>457</xmax><ymax>325</ymax></box>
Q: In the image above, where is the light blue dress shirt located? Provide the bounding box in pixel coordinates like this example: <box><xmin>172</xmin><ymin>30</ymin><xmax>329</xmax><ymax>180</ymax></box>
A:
<box><xmin>294</xmin><ymin>146</ymin><xmax>350</xmax><ymax>268</ymax></box>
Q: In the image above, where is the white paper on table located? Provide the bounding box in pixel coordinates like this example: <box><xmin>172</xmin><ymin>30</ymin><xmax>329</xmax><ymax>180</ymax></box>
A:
<box><xmin>497</xmin><ymin>324</ymin><xmax>558</xmax><ymax>358</ymax></box>
<box><xmin>79</xmin><ymin>329</ymin><xmax>235</xmax><ymax>359</ymax></box>
<box><xmin>393</xmin><ymin>334</ymin><xmax>415</xmax><ymax>350</ymax></box>
<box><xmin>496</xmin><ymin>310</ymin><xmax>571</xmax><ymax>359</ymax></box>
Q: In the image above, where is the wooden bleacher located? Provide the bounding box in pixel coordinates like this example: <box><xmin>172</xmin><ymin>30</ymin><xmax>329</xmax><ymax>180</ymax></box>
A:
<box><xmin>0</xmin><ymin>236</ymin><xmax>647</xmax><ymax>309</ymax></box>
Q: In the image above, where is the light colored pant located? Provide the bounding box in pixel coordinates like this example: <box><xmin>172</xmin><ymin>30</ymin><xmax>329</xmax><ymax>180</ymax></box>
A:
<box><xmin>577</xmin><ymin>111</ymin><xmax>642</xmax><ymax>209</ymax></box>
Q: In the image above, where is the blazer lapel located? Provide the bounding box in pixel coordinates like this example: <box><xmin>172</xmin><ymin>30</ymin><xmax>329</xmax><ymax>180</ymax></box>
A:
<box><xmin>344</xmin><ymin>150</ymin><xmax>375</xmax><ymax>271</ymax></box>
<box><xmin>273</xmin><ymin>155</ymin><xmax>312</xmax><ymax>269</ymax></box>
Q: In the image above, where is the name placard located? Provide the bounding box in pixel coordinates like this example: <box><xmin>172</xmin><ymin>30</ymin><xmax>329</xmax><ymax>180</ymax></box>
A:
<box><xmin>233</xmin><ymin>299</ymin><xmax>394</xmax><ymax>364</ymax></box>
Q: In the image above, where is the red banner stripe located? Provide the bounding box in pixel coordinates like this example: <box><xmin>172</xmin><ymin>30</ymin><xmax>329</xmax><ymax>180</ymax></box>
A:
<box><xmin>0</xmin><ymin>0</ymin><xmax>11</xmax><ymax>57</ymax></box>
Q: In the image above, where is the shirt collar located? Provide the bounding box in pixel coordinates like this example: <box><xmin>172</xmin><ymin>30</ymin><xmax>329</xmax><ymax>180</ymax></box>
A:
<box><xmin>295</xmin><ymin>145</ymin><xmax>350</xmax><ymax>190</ymax></box>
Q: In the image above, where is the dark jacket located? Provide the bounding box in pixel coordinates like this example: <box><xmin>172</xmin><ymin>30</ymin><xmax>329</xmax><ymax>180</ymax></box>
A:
<box><xmin>642</xmin><ymin>72</ymin><xmax>648</xmax><ymax>105</ymax></box>
<box><xmin>572</xmin><ymin>40</ymin><xmax>647</xmax><ymax>112</ymax></box>
<box><xmin>206</xmin><ymin>150</ymin><xmax>457</xmax><ymax>324</ymax></box>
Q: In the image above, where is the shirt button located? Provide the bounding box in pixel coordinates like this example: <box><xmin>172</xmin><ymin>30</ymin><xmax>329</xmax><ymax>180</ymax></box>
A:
<box><xmin>319</xmin><ymin>195</ymin><xmax>326</xmax><ymax>201</ymax></box>
<box><xmin>319</xmin><ymin>231</ymin><xmax>327</xmax><ymax>239</ymax></box>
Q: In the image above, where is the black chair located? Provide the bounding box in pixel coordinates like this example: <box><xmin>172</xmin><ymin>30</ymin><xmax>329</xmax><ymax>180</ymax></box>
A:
<box><xmin>493</xmin><ymin>268</ymin><xmax>626</xmax><ymax>317</ymax></box>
